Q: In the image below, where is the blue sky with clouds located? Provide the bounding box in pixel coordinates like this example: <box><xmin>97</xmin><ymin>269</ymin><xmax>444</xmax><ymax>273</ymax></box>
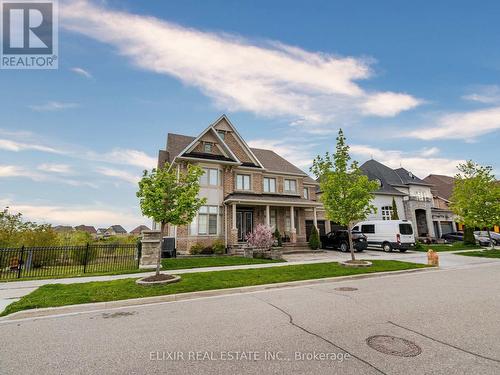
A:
<box><xmin>0</xmin><ymin>0</ymin><xmax>498</xmax><ymax>229</ymax></box>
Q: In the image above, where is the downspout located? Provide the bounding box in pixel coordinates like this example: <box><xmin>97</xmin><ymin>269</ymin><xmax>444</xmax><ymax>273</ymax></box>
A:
<box><xmin>224</xmin><ymin>203</ymin><xmax>228</xmax><ymax>251</ymax></box>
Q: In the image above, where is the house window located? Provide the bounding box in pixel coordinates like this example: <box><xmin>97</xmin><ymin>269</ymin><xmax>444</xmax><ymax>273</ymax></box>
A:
<box><xmin>203</xmin><ymin>142</ymin><xmax>213</xmax><ymax>153</ymax></box>
<box><xmin>284</xmin><ymin>179</ymin><xmax>296</xmax><ymax>193</ymax></box>
<box><xmin>303</xmin><ymin>187</ymin><xmax>309</xmax><ymax>199</ymax></box>
<box><xmin>236</xmin><ymin>174</ymin><xmax>251</xmax><ymax>190</ymax></box>
<box><xmin>200</xmin><ymin>168</ymin><xmax>221</xmax><ymax>186</ymax></box>
<box><xmin>217</xmin><ymin>130</ymin><xmax>225</xmax><ymax>140</ymax></box>
<box><xmin>197</xmin><ymin>206</ymin><xmax>219</xmax><ymax>235</ymax></box>
<box><xmin>263</xmin><ymin>177</ymin><xmax>276</xmax><ymax>193</ymax></box>
<box><xmin>381</xmin><ymin>206</ymin><xmax>393</xmax><ymax>220</ymax></box>
<box><xmin>270</xmin><ymin>209</ymin><xmax>277</xmax><ymax>229</ymax></box>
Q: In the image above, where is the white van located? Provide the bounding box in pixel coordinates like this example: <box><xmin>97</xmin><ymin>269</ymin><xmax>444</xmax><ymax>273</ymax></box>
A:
<box><xmin>352</xmin><ymin>220</ymin><xmax>415</xmax><ymax>252</ymax></box>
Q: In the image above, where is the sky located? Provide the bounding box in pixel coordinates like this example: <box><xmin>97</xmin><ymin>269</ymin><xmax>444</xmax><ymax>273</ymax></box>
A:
<box><xmin>0</xmin><ymin>0</ymin><xmax>499</xmax><ymax>230</ymax></box>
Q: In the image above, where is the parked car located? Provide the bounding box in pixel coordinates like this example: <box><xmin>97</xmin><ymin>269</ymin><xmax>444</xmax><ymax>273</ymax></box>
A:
<box><xmin>352</xmin><ymin>220</ymin><xmax>415</xmax><ymax>252</ymax></box>
<box><xmin>474</xmin><ymin>231</ymin><xmax>500</xmax><ymax>246</ymax></box>
<box><xmin>473</xmin><ymin>233</ymin><xmax>493</xmax><ymax>247</ymax></box>
<box><xmin>320</xmin><ymin>230</ymin><xmax>367</xmax><ymax>252</ymax></box>
<box><xmin>441</xmin><ymin>231</ymin><xmax>463</xmax><ymax>243</ymax></box>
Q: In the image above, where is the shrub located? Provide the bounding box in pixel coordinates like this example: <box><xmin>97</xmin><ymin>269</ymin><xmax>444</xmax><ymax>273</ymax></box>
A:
<box><xmin>212</xmin><ymin>240</ymin><xmax>225</xmax><ymax>255</ymax></box>
<box><xmin>463</xmin><ymin>227</ymin><xmax>475</xmax><ymax>245</ymax></box>
<box><xmin>273</xmin><ymin>228</ymin><xmax>282</xmax><ymax>247</ymax></box>
<box><xmin>309</xmin><ymin>226</ymin><xmax>320</xmax><ymax>250</ymax></box>
<box><xmin>414</xmin><ymin>240</ymin><xmax>423</xmax><ymax>250</ymax></box>
<box><xmin>189</xmin><ymin>243</ymin><xmax>204</xmax><ymax>255</ymax></box>
<box><xmin>69</xmin><ymin>246</ymin><xmax>99</xmax><ymax>266</ymax></box>
<box><xmin>200</xmin><ymin>247</ymin><xmax>214</xmax><ymax>255</ymax></box>
<box><xmin>246</xmin><ymin>224</ymin><xmax>274</xmax><ymax>249</ymax></box>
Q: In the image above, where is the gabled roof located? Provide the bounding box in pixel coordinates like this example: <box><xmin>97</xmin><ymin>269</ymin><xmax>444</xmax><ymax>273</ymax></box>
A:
<box><xmin>130</xmin><ymin>225</ymin><xmax>150</xmax><ymax>234</ymax></box>
<box><xmin>360</xmin><ymin>159</ymin><xmax>414</xmax><ymax>196</ymax></box>
<box><xmin>74</xmin><ymin>225</ymin><xmax>97</xmax><ymax>234</ymax></box>
<box><xmin>423</xmin><ymin>174</ymin><xmax>455</xmax><ymax>200</ymax></box>
<box><xmin>394</xmin><ymin>168</ymin><xmax>432</xmax><ymax>186</ymax></box>
<box><xmin>107</xmin><ymin>225</ymin><xmax>127</xmax><ymax>234</ymax></box>
<box><xmin>162</xmin><ymin>115</ymin><xmax>310</xmax><ymax>177</ymax></box>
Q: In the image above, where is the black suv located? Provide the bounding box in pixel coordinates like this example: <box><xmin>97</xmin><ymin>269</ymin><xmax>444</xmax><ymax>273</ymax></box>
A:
<box><xmin>320</xmin><ymin>230</ymin><xmax>368</xmax><ymax>252</ymax></box>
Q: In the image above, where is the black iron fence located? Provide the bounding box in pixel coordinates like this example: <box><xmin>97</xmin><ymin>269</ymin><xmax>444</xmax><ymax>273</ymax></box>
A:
<box><xmin>0</xmin><ymin>243</ymin><xmax>141</xmax><ymax>280</ymax></box>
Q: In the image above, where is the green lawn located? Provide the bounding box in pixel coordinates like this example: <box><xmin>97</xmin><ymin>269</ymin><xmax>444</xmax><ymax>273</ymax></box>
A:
<box><xmin>161</xmin><ymin>256</ymin><xmax>283</xmax><ymax>270</ymax></box>
<box><xmin>1</xmin><ymin>260</ymin><xmax>429</xmax><ymax>316</ymax></box>
<box><xmin>413</xmin><ymin>241</ymin><xmax>482</xmax><ymax>252</ymax></box>
<box><xmin>457</xmin><ymin>249</ymin><xmax>500</xmax><ymax>258</ymax></box>
<box><xmin>1</xmin><ymin>256</ymin><xmax>283</xmax><ymax>283</ymax></box>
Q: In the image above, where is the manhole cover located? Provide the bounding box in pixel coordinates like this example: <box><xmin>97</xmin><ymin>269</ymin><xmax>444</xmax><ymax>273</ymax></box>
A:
<box><xmin>366</xmin><ymin>335</ymin><xmax>422</xmax><ymax>357</ymax></box>
<box><xmin>334</xmin><ymin>287</ymin><xmax>358</xmax><ymax>291</ymax></box>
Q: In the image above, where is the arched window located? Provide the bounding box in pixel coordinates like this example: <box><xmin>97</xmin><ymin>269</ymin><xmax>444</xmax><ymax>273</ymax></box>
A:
<box><xmin>381</xmin><ymin>206</ymin><xmax>393</xmax><ymax>221</ymax></box>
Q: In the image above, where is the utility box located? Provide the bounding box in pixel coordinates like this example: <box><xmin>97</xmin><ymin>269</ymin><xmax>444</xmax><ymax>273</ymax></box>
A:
<box><xmin>161</xmin><ymin>237</ymin><xmax>176</xmax><ymax>258</ymax></box>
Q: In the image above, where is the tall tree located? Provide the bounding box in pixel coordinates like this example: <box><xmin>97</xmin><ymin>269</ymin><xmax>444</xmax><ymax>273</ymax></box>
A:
<box><xmin>137</xmin><ymin>163</ymin><xmax>206</xmax><ymax>275</ymax></box>
<box><xmin>450</xmin><ymin>160</ymin><xmax>500</xmax><ymax>248</ymax></box>
<box><xmin>391</xmin><ymin>197</ymin><xmax>400</xmax><ymax>220</ymax></box>
<box><xmin>311</xmin><ymin>129</ymin><xmax>379</xmax><ymax>261</ymax></box>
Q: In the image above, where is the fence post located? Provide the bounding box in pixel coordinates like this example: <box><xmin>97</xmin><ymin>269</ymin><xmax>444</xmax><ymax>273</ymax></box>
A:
<box><xmin>136</xmin><ymin>240</ymin><xmax>142</xmax><ymax>269</ymax></box>
<box><xmin>17</xmin><ymin>246</ymin><xmax>25</xmax><ymax>279</ymax></box>
<box><xmin>83</xmin><ymin>243</ymin><xmax>90</xmax><ymax>273</ymax></box>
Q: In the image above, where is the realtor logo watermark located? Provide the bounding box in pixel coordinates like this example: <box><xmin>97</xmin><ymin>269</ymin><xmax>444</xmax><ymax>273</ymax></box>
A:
<box><xmin>1</xmin><ymin>0</ymin><xmax>58</xmax><ymax>69</ymax></box>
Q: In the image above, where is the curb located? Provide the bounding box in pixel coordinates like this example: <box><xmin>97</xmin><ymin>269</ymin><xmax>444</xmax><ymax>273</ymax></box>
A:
<box><xmin>1</xmin><ymin>266</ymin><xmax>436</xmax><ymax>321</ymax></box>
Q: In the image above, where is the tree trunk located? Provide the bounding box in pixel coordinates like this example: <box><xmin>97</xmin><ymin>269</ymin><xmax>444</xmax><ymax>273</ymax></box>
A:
<box><xmin>157</xmin><ymin>221</ymin><xmax>165</xmax><ymax>276</ymax></box>
<box><xmin>487</xmin><ymin>229</ymin><xmax>494</xmax><ymax>250</ymax></box>
<box><xmin>347</xmin><ymin>222</ymin><xmax>356</xmax><ymax>262</ymax></box>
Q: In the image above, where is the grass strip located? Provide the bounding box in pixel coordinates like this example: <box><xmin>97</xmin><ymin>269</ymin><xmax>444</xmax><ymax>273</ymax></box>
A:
<box><xmin>1</xmin><ymin>260</ymin><xmax>428</xmax><ymax>316</ymax></box>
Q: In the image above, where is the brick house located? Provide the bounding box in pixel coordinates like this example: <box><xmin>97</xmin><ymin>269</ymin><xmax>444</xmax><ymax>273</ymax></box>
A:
<box><xmin>158</xmin><ymin>115</ymin><xmax>325</xmax><ymax>254</ymax></box>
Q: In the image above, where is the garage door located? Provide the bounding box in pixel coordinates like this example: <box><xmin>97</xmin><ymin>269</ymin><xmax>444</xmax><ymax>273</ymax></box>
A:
<box><xmin>440</xmin><ymin>221</ymin><xmax>453</xmax><ymax>234</ymax></box>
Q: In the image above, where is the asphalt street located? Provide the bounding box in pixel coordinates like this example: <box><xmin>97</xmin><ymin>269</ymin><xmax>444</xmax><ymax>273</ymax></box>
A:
<box><xmin>1</xmin><ymin>259</ymin><xmax>499</xmax><ymax>374</ymax></box>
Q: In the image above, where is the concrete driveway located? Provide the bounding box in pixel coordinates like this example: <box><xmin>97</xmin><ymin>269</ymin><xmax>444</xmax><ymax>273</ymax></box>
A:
<box><xmin>1</xmin><ymin>259</ymin><xmax>499</xmax><ymax>374</ymax></box>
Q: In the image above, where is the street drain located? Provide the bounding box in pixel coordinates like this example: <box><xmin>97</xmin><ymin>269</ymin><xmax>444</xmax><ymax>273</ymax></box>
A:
<box><xmin>366</xmin><ymin>335</ymin><xmax>422</xmax><ymax>357</ymax></box>
<box><xmin>334</xmin><ymin>287</ymin><xmax>358</xmax><ymax>291</ymax></box>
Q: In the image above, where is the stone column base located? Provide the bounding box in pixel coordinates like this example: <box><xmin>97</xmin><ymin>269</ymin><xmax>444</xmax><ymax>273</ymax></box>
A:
<box><xmin>140</xmin><ymin>230</ymin><xmax>161</xmax><ymax>269</ymax></box>
<box><xmin>290</xmin><ymin>229</ymin><xmax>297</xmax><ymax>243</ymax></box>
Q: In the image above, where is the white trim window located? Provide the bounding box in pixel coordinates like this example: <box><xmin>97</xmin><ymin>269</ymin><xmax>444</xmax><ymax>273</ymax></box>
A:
<box><xmin>199</xmin><ymin>168</ymin><xmax>221</xmax><ymax>186</ymax></box>
<box><xmin>191</xmin><ymin>206</ymin><xmax>220</xmax><ymax>235</ymax></box>
<box><xmin>203</xmin><ymin>142</ymin><xmax>213</xmax><ymax>153</ymax></box>
<box><xmin>236</xmin><ymin>174</ymin><xmax>251</xmax><ymax>190</ymax></box>
<box><xmin>381</xmin><ymin>206</ymin><xmax>393</xmax><ymax>221</ymax></box>
<box><xmin>303</xmin><ymin>187</ymin><xmax>309</xmax><ymax>199</ymax></box>
<box><xmin>284</xmin><ymin>179</ymin><xmax>297</xmax><ymax>193</ymax></box>
<box><xmin>263</xmin><ymin>177</ymin><xmax>276</xmax><ymax>193</ymax></box>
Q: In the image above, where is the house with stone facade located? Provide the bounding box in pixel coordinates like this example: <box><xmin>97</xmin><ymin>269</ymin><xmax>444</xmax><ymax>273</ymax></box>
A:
<box><xmin>422</xmin><ymin>174</ymin><xmax>459</xmax><ymax>236</ymax></box>
<box><xmin>359</xmin><ymin>159</ymin><xmax>437</xmax><ymax>238</ymax></box>
<box><xmin>157</xmin><ymin>115</ymin><xmax>325</xmax><ymax>254</ymax></box>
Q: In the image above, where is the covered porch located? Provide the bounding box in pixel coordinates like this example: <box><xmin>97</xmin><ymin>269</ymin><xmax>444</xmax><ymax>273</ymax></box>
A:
<box><xmin>224</xmin><ymin>195</ymin><xmax>322</xmax><ymax>248</ymax></box>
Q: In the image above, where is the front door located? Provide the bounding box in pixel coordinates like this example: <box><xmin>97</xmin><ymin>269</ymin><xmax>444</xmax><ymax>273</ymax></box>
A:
<box><xmin>237</xmin><ymin>210</ymin><xmax>253</xmax><ymax>241</ymax></box>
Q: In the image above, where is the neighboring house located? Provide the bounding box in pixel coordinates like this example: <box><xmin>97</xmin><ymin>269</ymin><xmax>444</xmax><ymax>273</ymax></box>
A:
<box><xmin>74</xmin><ymin>225</ymin><xmax>98</xmax><ymax>237</ymax></box>
<box><xmin>130</xmin><ymin>225</ymin><xmax>150</xmax><ymax>236</ymax></box>
<box><xmin>422</xmin><ymin>174</ymin><xmax>458</xmax><ymax>236</ymax></box>
<box><xmin>158</xmin><ymin>114</ymin><xmax>322</xmax><ymax>254</ymax></box>
<box><xmin>105</xmin><ymin>225</ymin><xmax>128</xmax><ymax>236</ymax></box>
<box><xmin>53</xmin><ymin>225</ymin><xmax>74</xmax><ymax>233</ymax></box>
<box><xmin>96</xmin><ymin>228</ymin><xmax>108</xmax><ymax>237</ymax></box>
<box><xmin>359</xmin><ymin>159</ymin><xmax>436</xmax><ymax>238</ymax></box>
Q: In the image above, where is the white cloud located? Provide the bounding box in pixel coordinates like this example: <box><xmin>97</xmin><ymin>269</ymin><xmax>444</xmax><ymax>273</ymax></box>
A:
<box><xmin>37</xmin><ymin>163</ymin><xmax>73</xmax><ymax>174</ymax></box>
<box><xmin>350</xmin><ymin>144</ymin><xmax>464</xmax><ymax>177</ymax></box>
<box><xmin>93</xmin><ymin>148</ymin><xmax>157</xmax><ymax>169</ymax></box>
<box><xmin>408</xmin><ymin>106</ymin><xmax>500</xmax><ymax>140</ymax></box>
<box><xmin>0</xmin><ymin>138</ymin><xmax>63</xmax><ymax>153</ymax></box>
<box><xmin>0</xmin><ymin>199</ymin><xmax>144</xmax><ymax>230</ymax></box>
<box><xmin>60</xmin><ymin>0</ymin><xmax>420</xmax><ymax>130</ymax></box>
<box><xmin>70</xmin><ymin>67</ymin><xmax>93</xmax><ymax>79</ymax></box>
<box><xmin>247</xmin><ymin>138</ymin><xmax>316</xmax><ymax>170</ymax></box>
<box><xmin>462</xmin><ymin>85</ymin><xmax>500</xmax><ymax>104</ymax></box>
<box><xmin>0</xmin><ymin>165</ymin><xmax>41</xmax><ymax>179</ymax></box>
<box><xmin>29</xmin><ymin>101</ymin><xmax>79</xmax><ymax>112</ymax></box>
<box><xmin>361</xmin><ymin>92</ymin><xmax>421</xmax><ymax>117</ymax></box>
<box><xmin>97</xmin><ymin>167</ymin><xmax>140</xmax><ymax>185</ymax></box>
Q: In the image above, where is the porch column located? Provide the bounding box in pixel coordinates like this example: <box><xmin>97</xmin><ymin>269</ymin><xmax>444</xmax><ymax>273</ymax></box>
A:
<box><xmin>266</xmin><ymin>205</ymin><xmax>270</xmax><ymax>227</ymax></box>
<box><xmin>290</xmin><ymin>205</ymin><xmax>297</xmax><ymax>243</ymax></box>
<box><xmin>313</xmin><ymin>207</ymin><xmax>318</xmax><ymax>230</ymax></box>
<box><xmin>230</xmin><ymin>203</ymin><xmax>238</xmax><ymax>250</ymax></box>
<box><xmin>232</xmin><ymin>203</ymin><xmax>237</xmax><ymax>230</ymax></box>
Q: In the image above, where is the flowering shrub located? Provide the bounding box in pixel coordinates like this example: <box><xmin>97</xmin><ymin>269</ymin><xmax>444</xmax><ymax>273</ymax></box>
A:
<box><xmin>246</xmin><ymin>224</ymin><xmax>274</xmax><ymax>249</ymax></box>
